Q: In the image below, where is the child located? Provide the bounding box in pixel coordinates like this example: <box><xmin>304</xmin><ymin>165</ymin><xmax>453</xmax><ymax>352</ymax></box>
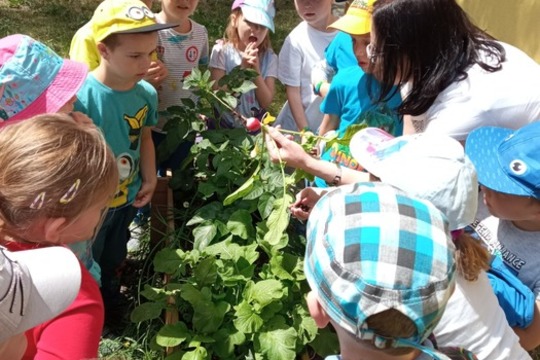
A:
<box><xmin>153</xmin><ymin>0</ymin><xmax>208</xmax><ymax>174</ymax></box>
<box><xmin>0</xmin><ymin>113</ymin><xmax>118</xmax><ymax>359</ymax></box>
<box><xmin>69</xmin><ymin>0</ymin><xmax>169</xmax><ymax>87</ymax></box>
<box><xmin>209</xmin><ymin>0</ymin><xmax>277</xmax><ymax>128</ymax></box>
<box><xmin>73</xmin><ymin>0</ymin><xmax>175</xmax><ymax>323</ymax></box>
<box><xmin>466</xmin><ymin>122</ymin><xmax>540</xmax><ymax>351</ymax></box>
<box><xmin>282</xmin><ymin>129</ymin><xmax>530</xmax><ymax>359</ymax></box>
<box><xmin>313</xmin><ymin>0</ymin><xmax>403</xmax><ymax>187</ymax></box>
<box><xmin>0</xmin><ymin>34</ymin><xmax>89</xmax><ymax>124</ymax></box>
<box><xmin>0</xmin><ymin>246</ymin><xmax>81</xmax><ymax>358</ymax></box>
<box><xmin>349</xmin><ymin>128</ymin><xmax>531</xmax><ymax>359</ymax></box>
<box><xmin>305</xmin><ymin>182</ymin><xmax>475</xmax><ymax>359</ymax></box>
<box><xmin>275</xmin><ymin>0</ymin><xmax>337</xmax><ymax>132</ymax></box>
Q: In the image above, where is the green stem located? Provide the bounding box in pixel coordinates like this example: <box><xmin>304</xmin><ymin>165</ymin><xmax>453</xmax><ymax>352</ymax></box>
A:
<box><xmin>277</xmin><ymin>128</ymin><xmax>327</xmax><ymax>141</ymax></box>
<box><xmin>205</xmin><ymin>89</ymin><xmax>247</xmax><ymax>124</ymax></box>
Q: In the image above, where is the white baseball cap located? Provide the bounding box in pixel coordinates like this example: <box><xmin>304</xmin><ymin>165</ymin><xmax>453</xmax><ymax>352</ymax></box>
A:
<box><xmin>0</xmin><ymin>246</ymin><xmax>81</xmax><ymax>341</ymax></box>
<box><xmin>350</xmin><ymin>127</ymin><xmax>478</xmax><ymax>230</ymax></box>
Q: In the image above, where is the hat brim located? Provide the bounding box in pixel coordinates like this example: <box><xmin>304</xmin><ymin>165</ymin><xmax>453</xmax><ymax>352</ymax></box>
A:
<box><xmin>349</xmin><ymin>127</ymin><xmax>396</xmax><ymax>178</ymax></box>
<box><xmin>113</xmin><ymin>22</ymin><xmax>178</xmax><ymax>35</ymax></box>
<box><xmin>6</xmin><ymin>59</ymin><xmax>89</xmax><ymax>125</ymax></box>
<box><xmin>2</xmin><ymin>247</ymin><xmax>81</xmax><ymax>340</ymax></box>
<box><xmin>465</xmin><ymin>127</ymin><xmax>529</xmax><ymax>196</ymax></box>
<box><xmin>328</xmin><ymin>11</ymin><xmax>371</xmax><ymax>35</ymax></box>
<box><xmin>241</xmin><ymin>6</ymin><xmax>275</xmax><ymax>33</ymax></box>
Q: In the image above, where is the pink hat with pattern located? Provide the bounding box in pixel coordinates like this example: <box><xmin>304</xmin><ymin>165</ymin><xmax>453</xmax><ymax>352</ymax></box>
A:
<box><xmin>0</xmin><ymin>34</ymin><xmax>88</xmax><ymax>126</ymax></box>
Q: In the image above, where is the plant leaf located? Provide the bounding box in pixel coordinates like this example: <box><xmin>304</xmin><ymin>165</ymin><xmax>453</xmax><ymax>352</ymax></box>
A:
<box><xmin>193</xmin><ymin>221</ymin><xmax>218</xmax><ymax>250</ymax></box>
<box><xmin>156</xmin><ymin>322</ymin><xmax>190</xmax><ymax>347</ymax></box>
<box><xmin>130</xmin><ymin>302</ymin><xmax>163</xmax><ymax>323</ymax></box>
<box><xmin>153</xmin><ymin>248</ymin><xmax>185</xmax><ymax>274</ymax></box>
<box><xmin>256</xmin><ymin>327</ymin><xmax>297</xmax><ymax>360</ymax></box>
<box><xmin>226</xmin><ymin>209</ymin><xmax>253</xmax><ymax>240</ymax></box>
<box><xmin>234</xmin><ymin>300</ymin><xmax>264</xmax><ymax>334</ymax></box>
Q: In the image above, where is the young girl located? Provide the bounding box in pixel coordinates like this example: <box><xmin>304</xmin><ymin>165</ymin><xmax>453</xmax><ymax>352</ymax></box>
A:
<box><xmin>209</xmin><ymin>0</ymin><xmax>277</xmax><ymax>128</ymax></box>
<box><xmin>0</xmin><ymin>113</ymin><xmax>118</xmax><ymax>359</ymax></box>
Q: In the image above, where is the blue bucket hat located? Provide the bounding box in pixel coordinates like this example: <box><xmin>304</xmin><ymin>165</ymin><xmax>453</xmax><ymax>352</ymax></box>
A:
<box><xmin>465</xmin><ymin>122</ymin><xmax>540</xmax><ymax>199</ymax></box>
<box><xmin>305</xmin><ymin>182</ymin><xmax>456</xmax><ymax>358</ymax></box>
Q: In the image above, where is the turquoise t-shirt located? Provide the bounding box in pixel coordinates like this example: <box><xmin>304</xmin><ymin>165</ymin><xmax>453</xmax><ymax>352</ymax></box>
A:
<box><xmin>75</xmin><ymin>74</ymin><xmax>158</xmax><ymax>207</ymax></box>
<box><xmin>325</xmin><ymin>31</ymin><xmax>358</xmax><ymax>72</ymax></box>
<box><xmin>315</xmin><ymin>66</ymin><xmax>402</xmax><ymax>187</ymax></box>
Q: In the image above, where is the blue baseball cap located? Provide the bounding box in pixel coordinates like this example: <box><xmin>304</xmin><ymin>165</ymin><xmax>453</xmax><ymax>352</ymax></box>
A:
<box><xmin>305</xmin><ymin>182</ymin><xmax>456</xmax><ymax>357</ymax></box>
<box><xmin>465</xmin><ymin>122</ymin><xmax>540</xmax><ymax>199</ymax></box>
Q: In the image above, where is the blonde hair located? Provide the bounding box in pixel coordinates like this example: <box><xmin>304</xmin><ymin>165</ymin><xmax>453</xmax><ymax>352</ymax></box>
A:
<box><xmin>0</xmin><ymin>113</ymin><xmax>118</xmax><ymax>232</ymax></box>
<box><xmin>224</xmin><ymin>8</ymin><xmax>271</xmax><ymax>54</ymax></box>
<box><xmin>454</xmin><ymin>232</ymin><xmax>490</xmax><ymax>281</ymax></box>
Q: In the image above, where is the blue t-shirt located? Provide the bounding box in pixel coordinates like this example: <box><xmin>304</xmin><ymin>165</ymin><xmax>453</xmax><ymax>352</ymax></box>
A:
<box><xmin>315</xmin><ymin>66</ymin><xmax>402</xmax><ymax>187</ymax></box>
<box><xmin>325</xmin><ymin>31</ymin><xmax>358</xmax><ymax>72</ymax></box>
<box><xmin>75</xmin><ymin>74</ymin><xmax>158</xmax><ymax>207</ymax></box>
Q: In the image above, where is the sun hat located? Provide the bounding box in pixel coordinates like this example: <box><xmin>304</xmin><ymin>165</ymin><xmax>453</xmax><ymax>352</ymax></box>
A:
<box><xmin>0</xmin><ymin>246</ymin><xmax>81</xmax><ymax>341</ymax></box>
<box><xmin>305</xmin><ymin>182</ymin><xmax>456</xmax><ymax>357</ymax></box>
<box><xmin>92</xmin><ymin>0</ymin><xmax>177</xmax><ymax>43</ymax></box>
<box><xmin>0</xmin><ymin>34</ymin><xmax>88</xmax><ymax>125</ymax></box>
<box><xmin>465</xmin><ymin>122</ymin><xmax>540</xmax><ymax>199</ymax></box>
<box><xmin>232</xmin><ymin>0</ymin><xmax>276</xmax><ymax>33</ymax></box>
<box><xmin>349</xmin><ymin>127</ymin><xmax>478</xmax><ymax>230</ymax></box>
<box><xmin>328</xmin><ymin>0</ymin><xmax>375</xmax><ymax>35</ymax></box>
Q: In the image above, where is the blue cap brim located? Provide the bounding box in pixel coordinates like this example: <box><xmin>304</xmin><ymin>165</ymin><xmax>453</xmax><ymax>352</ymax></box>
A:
<box><xmin>466</xmin><ymin>127</ymin><xmax>530</xmax><ymax>197</ymax></box>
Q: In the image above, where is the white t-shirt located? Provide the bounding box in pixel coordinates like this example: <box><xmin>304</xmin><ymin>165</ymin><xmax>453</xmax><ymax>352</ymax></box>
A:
<box><xmin>209</xmin><ymin>40</ymin><xmax>278</xmax><ymax>128</ymax></box>
<box><xmin>276</xmin><ymin>21</ymin><xmax>337</xmax><ymax>131</ymax></box>
<box><xmin>156</xmin><ymin>20</ymin><xmax>209</xmax><ymax>129</ymax></box>
<box><xmin>434</xmin><ymin>273</ymin><xmax>530</xmax><ymax>360</ymax></box>
<box><xmin>406</xmin><ymin>42</ymin><xmax>540</xmax><ymax>141</ymax></box>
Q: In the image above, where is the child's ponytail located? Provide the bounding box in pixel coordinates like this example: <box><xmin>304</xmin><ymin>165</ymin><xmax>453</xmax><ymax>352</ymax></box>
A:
<box><xmin>452</xmin><ymin>230</ymin><xmax>491</xmax><ymax>281</ymax></box>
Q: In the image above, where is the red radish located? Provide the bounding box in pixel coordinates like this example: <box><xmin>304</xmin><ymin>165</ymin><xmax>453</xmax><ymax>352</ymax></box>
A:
<box><xmin>245</xmin><ymin>117</ymin><xmax>261</xmax><ymax>132</ymax></box>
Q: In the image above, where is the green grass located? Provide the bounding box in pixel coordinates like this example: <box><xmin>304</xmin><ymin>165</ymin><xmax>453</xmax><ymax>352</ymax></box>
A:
<box><xmin>3</xmin><ymin>1</ymin><xmax>540</xmax><ymax>359</ymax></box>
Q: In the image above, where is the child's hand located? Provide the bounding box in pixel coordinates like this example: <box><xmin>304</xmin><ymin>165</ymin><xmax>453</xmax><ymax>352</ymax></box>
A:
<box><xmin>241</xmin><ymin>42</ymin><xmax>260</xmax><ymax>73</ymax></box>
<box><xmin>290</xmin><ymin>187</ymin><xmax>328</xmax><ymax>220</ymax></box>
<box><xmin>144</xmin><ymin>60</ymin><xmax>168</xmax><ymax>88</ymax></box>
<box><xmin>133</xmin><ymin>178</ymin><xmax>157</xmax><ymax>208</ymax></box>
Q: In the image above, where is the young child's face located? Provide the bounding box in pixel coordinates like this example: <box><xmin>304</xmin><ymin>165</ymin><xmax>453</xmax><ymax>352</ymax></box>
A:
<box><xmin>234</xmin><ymin>13</ymin><xmax>269</xmax><ymax>49</ymax></box>
<box><xmin>161</xmin><ymin>0</ymin><xmax>199</xmax><ymax>19</ymax></box>
<box><xmin>55</xmin><ymin>196</ymin><xmax>110</xmax><ymax>244</ymax></box>
<box><xmin>294</xmin><ymin>0</ymin><xmax>333</xmax><ymax>25</ymax></box>
<box><xmin>102</xmin><ymin>32</ymin><xmax>158</xmax><ymax>83</ymax></box>
<box><xmin>481</xmin><ymin>185</ymin><xmax>540</xmax><ymax>221</ymax></box>
<box><xmin>351</xmin><ymin>33</ymin><xmax>371</xmax><ymax>72</ymax></box>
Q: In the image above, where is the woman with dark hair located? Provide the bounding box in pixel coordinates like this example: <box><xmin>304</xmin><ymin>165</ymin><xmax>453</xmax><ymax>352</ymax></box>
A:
<box><xmin>369</xmin><ymin>0</ymin><xmax>540</xmax><ymax>141</ymax></box>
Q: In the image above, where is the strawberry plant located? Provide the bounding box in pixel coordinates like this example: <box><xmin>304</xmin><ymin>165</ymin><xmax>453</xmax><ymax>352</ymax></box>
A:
<box><xmin>131</xmin><ymin>67</ymin><xmax>340</xmax><ymax>359</ymax></box>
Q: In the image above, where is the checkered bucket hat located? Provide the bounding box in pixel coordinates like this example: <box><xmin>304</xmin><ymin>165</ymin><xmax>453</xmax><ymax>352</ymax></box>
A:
<box><xmin>305</xmin><ymin>182</ymin><xmax>456</xmax><ymax>357</ymax></box>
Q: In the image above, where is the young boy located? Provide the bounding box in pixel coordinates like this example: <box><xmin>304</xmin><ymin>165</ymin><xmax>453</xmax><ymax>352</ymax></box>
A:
<box><xmin>304</xmin><ymin>181</ymin><xmax>477</xmax><ymax>359</ymax></box>
<box><xmin>466</xmin><ymin>122</ymin><xmax>540</xmax><ymax>351</ymax></box>
<box><xmin>70</xmin><ymin>0</ymin><xmax>168</xmax><ymax>88</ymax></box>
<box><xmin>275</xmin><ymin>0</ymin><xmax>337</xmax><ymax>132</ymax></box>
<box><xmin>73</xmin><ymin>0</ymin><xmax>175</xmax><ymax>323</ymax></box>
<box><xmin>153</xmin><ymin>0</ymin><xmax>208</xmax><ymax>174</ymax></box>
<box><xmin>313</xmin><ymin>0</ymin><xmax>403</xmax><ymax>187</ymax></box>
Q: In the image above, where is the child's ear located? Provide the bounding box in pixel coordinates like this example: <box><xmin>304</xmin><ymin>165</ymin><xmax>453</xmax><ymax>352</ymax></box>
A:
<box><xmin>307</xmin><ymin>291</ymin><xmax>331</xmax><ymax>328</ymax></box>
<box><xmin>97</xmin><ymin>42</ymin><xmax>109</xmax><ymax>59</ymax></box>
<box><xmin>43</xmin><ymin>217</ymin><xmax>67</xmax><ymax>244</ymax></box>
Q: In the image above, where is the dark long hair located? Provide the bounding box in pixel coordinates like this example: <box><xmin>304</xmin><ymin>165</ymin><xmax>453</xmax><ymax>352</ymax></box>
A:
<box><xmin>370</xmin><ymin>0</ymin><xmax>506</xmax><ymax>116</ymax></box>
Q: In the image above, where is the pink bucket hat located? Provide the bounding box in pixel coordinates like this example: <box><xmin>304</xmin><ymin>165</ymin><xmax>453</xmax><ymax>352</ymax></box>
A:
<box><xmin>0</xmin><ymin>34</ymin><xmax>88</xmax><ymax>126</ymax></box>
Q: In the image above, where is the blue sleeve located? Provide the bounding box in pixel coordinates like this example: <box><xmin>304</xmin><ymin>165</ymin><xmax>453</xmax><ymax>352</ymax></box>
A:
<box><xmin>488</xmin><ymin>255</ymin><xmax>535</xmax><ymax>328</ymax></box>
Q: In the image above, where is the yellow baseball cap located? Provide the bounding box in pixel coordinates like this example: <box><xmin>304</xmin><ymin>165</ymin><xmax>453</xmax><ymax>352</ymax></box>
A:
<box><xmin>329</xmin><ymin>0</ymin><xmax>375</xmax><ymax>35</ymax></box>
<box><xmin>92</xmin><ymin>0</ymin><xmax>177</xmax><ymax>42</ymax></box>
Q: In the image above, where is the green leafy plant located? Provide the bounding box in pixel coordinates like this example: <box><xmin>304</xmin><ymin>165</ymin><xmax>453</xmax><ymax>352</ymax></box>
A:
<box><xmin>131</xmin><ymin>67</ymin><xmax>339</xmax><ymax>359</ymax></box>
